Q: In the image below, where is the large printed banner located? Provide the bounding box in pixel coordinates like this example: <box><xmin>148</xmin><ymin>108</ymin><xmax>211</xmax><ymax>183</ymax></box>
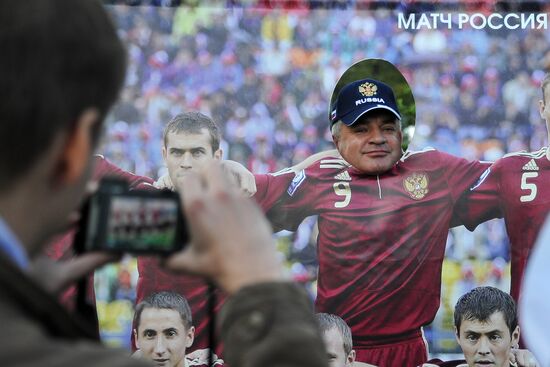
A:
<box><xmin>97</xmin><ymin>0</ymin><xmax>549</xmax><ymax>358</ymax></box>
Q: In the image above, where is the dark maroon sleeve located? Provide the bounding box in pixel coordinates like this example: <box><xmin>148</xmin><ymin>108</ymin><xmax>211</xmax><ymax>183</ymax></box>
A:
<box><xmin>451</xmin><ymin>159</ymin><xmax>503</xmax><ymax>230</ymax></box>
<box><xmin>253</xmin><ymin>170</ymin><xmax>295</xmax><ymax>212</ymax></box>
<box><xmin>439</xmin><ymin>151</ymin><xmax>492</xmax><ymax>203</ymax></box>
<box><xmin>92</xmin><ymin>154</ymin><xmax>154</xmax><ymax>189</ymax></box>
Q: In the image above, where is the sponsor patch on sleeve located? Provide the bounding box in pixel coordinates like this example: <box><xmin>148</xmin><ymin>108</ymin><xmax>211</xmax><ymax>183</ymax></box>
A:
<box><xmin>287</xmin><ymin>170</ymin><xmax>306</xmax><ymax>196</ymax></box>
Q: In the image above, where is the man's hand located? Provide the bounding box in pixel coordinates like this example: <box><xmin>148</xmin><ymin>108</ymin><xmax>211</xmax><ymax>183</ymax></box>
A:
<box><xmin>153</xmin><ymin>173</ymin><xmax>174</xmax><ymax>190</ymax></box>
<box><xmin>510</xmin><ymin>348</ymin><xmax>539</xmax><ymax>367</ymax></box>
<box><xmin>220</xmin><ymin>160</ymin><xmax>256</xmax><ymax>197</ymax></box>
<box><xmin>29</xmin><ymin>253</ymin><xmax>119</xmax><ymax>295</ymax></box>
<box><xmin>186</xmin><ymin>348</ymin><xmax>222</xmax><ymax>365</ymax></box>
<box><xmin>164</xmin><ymin>163</ymin><xmax>284</xmax><ymax>294</ymax></box>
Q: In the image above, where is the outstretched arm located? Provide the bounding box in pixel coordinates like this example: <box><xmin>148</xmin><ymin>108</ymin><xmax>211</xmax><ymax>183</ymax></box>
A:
<box><xmin>93</xmin><ymin>154</ymin><xmax>154</xmax><ymax>189</ymax></box>
<box><xmin>290</xmin><ymin>149</ymin><xmax>340</xmax><ymax>172</ymax></box>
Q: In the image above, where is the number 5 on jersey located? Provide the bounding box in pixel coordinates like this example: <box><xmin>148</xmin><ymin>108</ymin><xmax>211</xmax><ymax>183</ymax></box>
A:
<box><xmin>520</xmin><ymin>172</ymin><xmax>538</xmax><ymax>202</ymax></box>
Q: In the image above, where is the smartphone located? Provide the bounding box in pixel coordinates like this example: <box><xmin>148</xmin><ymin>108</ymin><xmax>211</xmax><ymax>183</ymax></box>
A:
<box><xmin>76</xmin><ymin>177</ymin><xmax>187</xmax><ymax>254</ymax></box>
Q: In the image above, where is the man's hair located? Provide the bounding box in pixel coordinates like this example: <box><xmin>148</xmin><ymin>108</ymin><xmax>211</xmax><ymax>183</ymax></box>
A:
<box><xmin>163</xmin><ymin>112</ymin><xmax>221</xmax><ymax>152</ymax></box>
<box><xmin>331</xmin><ymin>121</ymin><xmax>343</xmax><ymax>139</ymax></box>
<box><xmin>315</xmin><ymin>313</ymin><xmax>353</xmax><ymax>356</ymax></box>
<box><xmin>134</xmin><ymin>291</ymin><xmax>193</xmax><ymax>331</ymax></box>
<box><xmin>454</xmin><ymin>286</ymin><xmax>517</xmax><ymax>335</ymax></box>
<box><xmin>541</xmin><ymin>72</ymin><xmax>550</xmax><ymax>103</ymax></box>
<box><xmin>331</xmin><ymin>113</ymin><xmax>402</xmax><ymax>139</ymax></box>
<box><xmin>0</xmin><ymin>0</ymin><xmax>126</xmax><ymax>190</ymax></box>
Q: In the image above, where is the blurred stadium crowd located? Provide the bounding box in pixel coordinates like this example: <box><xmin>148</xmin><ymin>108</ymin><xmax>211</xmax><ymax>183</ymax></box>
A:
<box><xmin>95</xmin><ymin>1</ymin><xmax>550</xmax><ymax>353</ymax></box>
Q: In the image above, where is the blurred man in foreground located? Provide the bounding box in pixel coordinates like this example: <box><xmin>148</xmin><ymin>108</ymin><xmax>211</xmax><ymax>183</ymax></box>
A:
<box><xmin>0</xmin><ymin>1</ymin><xmax>327</xmax><ymax>366</ymax></box>
<box><xmin>0</xmin><ymin>0</ymin><xmax>148</xmax><ymax>365</ymax></box>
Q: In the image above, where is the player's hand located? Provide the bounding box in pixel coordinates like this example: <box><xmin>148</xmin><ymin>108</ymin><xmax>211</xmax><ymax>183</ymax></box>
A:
<box><xmin>164</xmin><ymin>162</ymin><xmax>284</xmax><ymax>294</ymax></box>
<box><xmin>186</xmin><ymin>348</ymin><xmax>222</xmax><ymax>365</ymax></box>
<box><xmin>290</xmin><ymin>149</ymin><xmax>341</xmax><ymax>173</ymax></box>
<box><xmin>220</xmin><ymin>160</ymin><xmax>256</xmax><ymax>197</ymax></box>
<box><xmin>153</xmin><ymin>173</ymin><xmax>174</xmax><ymax>190</ymax></box>
<box><xmin>28</xmin><ymin>252</ymin><xmax>119</xmax><ymax>295</ymax></box>
<box><xmin>510</xmin><ymin>348</ymin><xmax>539</xmax><ymax>367</ymax></box>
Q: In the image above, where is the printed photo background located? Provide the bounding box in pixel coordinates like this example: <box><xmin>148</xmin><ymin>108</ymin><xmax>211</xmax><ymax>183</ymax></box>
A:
<box><xmin>95</xmin><ymin>0</ymin><xmax>548</xmax><ymax>357</ymax></box>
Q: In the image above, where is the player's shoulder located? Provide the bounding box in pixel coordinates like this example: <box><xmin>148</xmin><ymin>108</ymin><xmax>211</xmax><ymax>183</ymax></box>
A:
<box><xmin>500</xmin><ymin>146</ymin><xmax>548</xmax><ymax>161</ymax></box>
<box><xmin>93</xmin><ymin>153</ymin><xmax>107</xmax><ymax>165</ymax></box>
<box><xmin>317</xmin><ymin>157</ymin><xmax>351</xmax><ymax>170</ymax></box>
<box><xmin>278</xmin><ymin>158</ymin><xmax>350</xmax><ymax>196</ymax></box>
<box><xmin>267</xmin><ymin>167</ymin><xmax>297</xmax><ymax>178</ymax></box>
<box><xmin>299</xmin><ymin>157</ymin><xmax>351</xmax><ymax>177</ymax></box>
<box><xmin>400</xmin><ymin>147</ymin><xmax>437</xmax><ymax>162</ymax></box>
<box><xmin>400</xmin><ymin>147</ymin><xmax>456</xmax><ymax>166</ymax></box>
<box><xmin>494</xmin><ymin>146</ymin><xmax>548</xmax><ymax>171</ymax></box>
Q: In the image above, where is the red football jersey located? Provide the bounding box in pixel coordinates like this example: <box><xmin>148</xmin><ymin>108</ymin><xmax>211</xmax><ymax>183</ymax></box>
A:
<box><xmin>93</xmin><ymin>154</ymin><xmax>155</xmax><ymax>190</ymax></box>
<box><xmin>260</xmin><ymin>149</ymin><xmax>488</xmax><ymax>356</ymax></box>
<box><xmin>455</xmin><ymin>147</ymin><xmax>550</xmax><ymax>303</ymax></box>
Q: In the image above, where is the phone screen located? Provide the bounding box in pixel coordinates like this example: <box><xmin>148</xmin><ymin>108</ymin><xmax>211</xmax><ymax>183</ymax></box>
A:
<box><xmin>105</xmin><ymin>196</ymin><xmax>179</xmax><ymax>252</ymax></box>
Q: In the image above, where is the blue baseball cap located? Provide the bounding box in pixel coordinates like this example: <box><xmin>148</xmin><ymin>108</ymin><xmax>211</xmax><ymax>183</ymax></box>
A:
<box><xmin>330</xmin><ymin>78</ymin><xmax>401</xmax><ymax>127</ymax></box>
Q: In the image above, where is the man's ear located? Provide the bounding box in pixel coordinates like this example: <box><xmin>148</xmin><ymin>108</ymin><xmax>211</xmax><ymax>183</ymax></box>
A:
<box><xmin>539</xmin><ymin>100</ymin><xmax>545</xmax><ymax>119</ymax></box>
<box><xmin>511</xmin><ymin>325</ymin><xmax>520</xmax><ymax>346</ymax></box>
<box><xmin>213</xmin><ymin>148</ymin><xmax>223</xmax><ymax>160</ymax></box>
<box><xmin>134</xmin><ymin>328</ymin><xmax>140</xmax><ymax>349</ymax></box>
<box><xmin>332</xmin><ymin>134</ymin><xmax>340</xmax><ymax>150</ymax></box>
<box><xmin>56</xmin><ymin>108</ymin><xmax>99</xmax><ymax>185</ymax></box>
<box><xmin>186</xmin><ymin>326</ymin><xmax>195</xmax><ymax>348</ymax></box>
<box><xmin>347</xmin><ymin>349</ymin><xmax>356</xmax><ymax>364</ymax></box>
<box><xmin>454</xmin><ymin>326</ymin><xmax>460</xmax><ymax>344</ymax></box>
<box><xmin>162</xmin><ymin>145</ymin><xmax>168</xmax><ymax>163</ymax></box>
